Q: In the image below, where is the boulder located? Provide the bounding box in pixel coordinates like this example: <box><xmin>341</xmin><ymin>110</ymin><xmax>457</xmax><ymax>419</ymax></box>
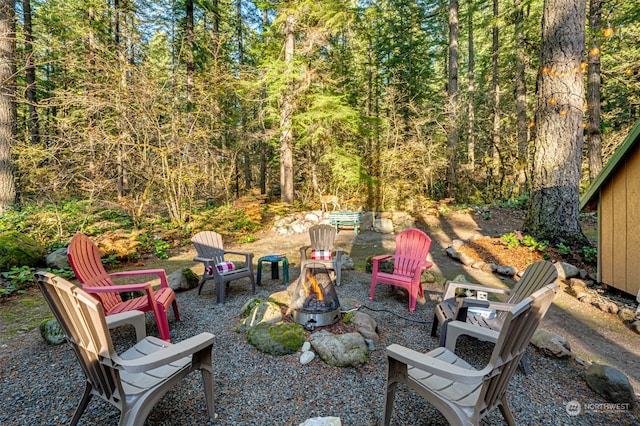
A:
<box><xmin>236</xmin><ymin>300</ymin><xmax>283</xmax><ymax>333</ymax></box>
<box><xmin>530</xmin><ymin>328</ymin><xmax>572</xmax><ymax>358</ymax></box>
<box><xmin>361</xmin><ymin>212</ymin><xmax>374</xmax><ymax>232</ymax></box>
<box><xmin>0</xmin><ymin>230</ymin><xmax>46</xmax><ymax>270</ymax></box>
<box><xmin>310</xmin><ymin>330</ymin><xmax>368</xmax><ymax>367</ymax></box>
<box><xmin>168</xmin><ymin>269</ymin><xmax>199</xmax><ymax>292</ymax></box>
<box><xmin>298</xmin><ymin>417</ymin><xmax>342</xmax><ymax>426</ymax></box>
<box><xmin>347</xmin><ymin>311</ymin><xmax>380</xmax><ymax>344</ymax></box>
<box><xmin>586</xmin><ymin>364</ymin><xmax>636</xmax><ymax>406</ymax></box>
<box><xmin>341</xmin><ymin>254</ymin><xmax>355</xmax><ymax>271</ymax></box>
<box><xmin>246</xmin><ymin>322</ymin><xmax>306</xmax><ymax>356</ymax></box>
<box><xmin>374</xmin><ymin>218</ymin><xmax>394</xmax><ymax>234</ymax></box>
<box><xmin>268</xmin><ymin>290</ymin><xmax>291</xmax><ymax>307</ymax></box>
<box><xmin>39</xmin><ymin>318</ymin><xmax>66</xmax><ymax>345</ymax></box>
<box><xmin>555</xmin><ymin>262</ymin><xmax>580</xmax><ymax>280</ymax></box>
<box><xmin>45</xmin><ymin>247</ymin><xmax>70</xmax><ymax>270</ymax></box>
<box><xmin>618</xmin><ymin>308</ymin><xmax>636</xmax><ymax>322</ymax></box>
<box><xmin>445</xmin><ymin>247</ymin><xmax>460</xmax><ymax>261</ymax></box>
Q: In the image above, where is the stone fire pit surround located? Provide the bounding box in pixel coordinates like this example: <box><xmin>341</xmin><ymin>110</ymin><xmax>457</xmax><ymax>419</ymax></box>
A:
<box><xmin>235</xmin><ymin>281</ymin><xmax>379</xmax><ymax>367</ymax></box>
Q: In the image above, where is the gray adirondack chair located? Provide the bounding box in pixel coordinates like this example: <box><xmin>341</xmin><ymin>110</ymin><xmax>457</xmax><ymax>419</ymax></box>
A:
<box><xmin>384</xmin><ymin>283</ymin><xmax>559</xmax><ymax>426</ymax></box>
<box><xmin>192</xmin><ymin>230</ymin><xmax>255</xmax><ymax>304</ymax></box>
<box><xmin>431</xmin><ymin>260</ymin><xmax>557</xmax><ymax>373</ymax></box>
<box><xmin>299</xmin><ymin>224</ymin><xmax>344</xmax><ymax>286</ymax></box>
<box><xmin>35</xmin><ymin>272</ymin><xmax>216</xmax><ymax>426</ymax></box>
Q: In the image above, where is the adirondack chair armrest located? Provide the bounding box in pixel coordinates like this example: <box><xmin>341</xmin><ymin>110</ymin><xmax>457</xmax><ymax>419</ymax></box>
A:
<box><xmin>193</xmin><ymin>256</ymin><xmax>214</xmax><ymax>264</ymax></box>
<box><xmin>372</xmin><ymin>254</ymin><xmax>393</xmax><ymax>270</ymax></box>
<box><xmin>484</xmin><ymin>300</ymin><xmax>518</xmax><ymax>311</ymax></box>
<box><xmin>443</xmin><ymin>321</ymin><xmax>501</xmax><ymax>352</ymax></box>
<box><xmin>223</xmin><ymin>250</ymin><xmax>254</xmax><ymax>265</ymax></box>
<box><xmin>418</xmin><ymin>260</ymin><xmax>433</xmax><ymax>270</ymax></box>
<box><xmin>299</xmin><ymin>245</ymin><xmax>312</xmax><ymax>259</ymax></box>
<box><xmin>83</xmin><ymin>282</ymin><xmax>154</xmax><ymax>294</ymax></box>
<box><xmin>116</xmin><ymin>333</ymin><xmax>215</xmax><ymax>373</ymax></box>
<box><xmin>442</xmin><ymin>281</ymin><xmax>511</xmax><ymax>300</ymax></box>
<box><xmin>109</xmin><ymin>269</ymin><xmax>170</xmax><ymax>289</ymax></box>
<box><xmin>386</xmin><ymin>344</ymin><xmax>485</xmax><ymax>384</ymax></box>
<box><xmin>106</xmin><ymin>310</ymin><xmax>147</xmax><ymax>342</ymax></box>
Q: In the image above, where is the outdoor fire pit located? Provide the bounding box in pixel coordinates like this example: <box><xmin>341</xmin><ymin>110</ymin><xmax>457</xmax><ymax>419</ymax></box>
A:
<box><xmin>290</xmin><ymin>264</ymin><xmax>341</xmax><ymax>330</ymax></box>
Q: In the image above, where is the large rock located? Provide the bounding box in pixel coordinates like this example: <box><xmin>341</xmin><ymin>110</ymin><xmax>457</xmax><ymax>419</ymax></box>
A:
<box><xmin>39</xmin><ymin>318</ymin><xmax>66</xmax><ymax>345</ymax></box>
<box><xmin>555</xmin><ymin>262</ymin><xmax>580</xmax><ymax>280</ymax></box>
<box><xmin>168</xmin><ymin>269</ymin><xmax>199</xmax><ymax>292</ymax></box>
<box><xmin>236</xmin><ymin>300</ymin><xmax>283</xmax><ymax>333</ymax></box>
<box><xmin>298</xmin><ymin>417</ymin><xmax>342</xmax><ymax>426</ymax></box>
<box><xmin>347</xmin><ymin>311</ymin><xmax>380</xmax><ymax>344</ymax></box>
<box><xmin>530</xmin><ymin>328</ymin><xmax>572</xmax><ymax>358</ymax></box>
<box><xmin>310</xmin><ymin>330</ymin><xmax>368</xmax><ymax>367</ymax></box>
<box><xmin>374</xmin><ymin>218</ymin><xmax>394</xmax><ymax>234</ymax></box>
<box><xmin>0</xmin><ymin>230</ymin><xmax>46</xmax><ymax>270</ymax></box>
<box><xmin>586</xmin><ymin>364</ymin><xmax>636</xmax><ymax>406</ymax></box>
<box><xmin>246</xmin><ymin>322</ymin><xmax>306</xmax><ymax>356</ymax></box>
<box><xmin>341</xmin><ymin>254</ymin><xmax>355</xmax><ymax>271</ymax></box>
<box><xmin>45</xmin><ymin>247</ymin><xmax>70</xmax><ymax>270</ymax></box>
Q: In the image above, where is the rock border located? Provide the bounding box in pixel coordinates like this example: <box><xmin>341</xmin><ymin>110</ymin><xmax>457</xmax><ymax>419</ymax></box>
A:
<box><xmin>446</xmin><ymin>238</ymin><xmax>640</xmax><ymax>335</ymax></box>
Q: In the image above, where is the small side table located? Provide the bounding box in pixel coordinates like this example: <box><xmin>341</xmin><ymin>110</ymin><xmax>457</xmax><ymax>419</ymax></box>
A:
<box><xmin>257</xmin><ymin>255</ymin><xmax>289</xmax><ymax>286</ymax></box>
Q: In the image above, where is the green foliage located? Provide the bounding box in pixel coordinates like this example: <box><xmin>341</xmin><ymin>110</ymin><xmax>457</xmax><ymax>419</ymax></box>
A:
<box><xmin>556</xmin><ymin>243</ymin><xmax>571</xmax><ymax>256</ymax></box>
<box><xmin>582</xmin><ymin>246</ymin><xmax>598</xmax><ymax>264</ymax></box>
<box><xmin>501</xmin><ymin>232</ymin><xmax>520</xmax><ymax>249</ymax></box>
<box><xmin>1</xmin><ymin>266</ymin><xmax>75</xmax><ymax>298</ymax></box>
<box><xmin>496</xmin><ymin>196</ymin><xmax>529</xmax><ymax>210</ymax></box>
<box><xmin>522</xmin><ymin>235</ymin><xmax>548</xmax><ymax>252</ymax></box>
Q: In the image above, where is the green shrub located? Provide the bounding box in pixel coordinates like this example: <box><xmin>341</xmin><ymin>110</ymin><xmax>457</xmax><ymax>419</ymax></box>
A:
<box><xmin>556</xmin><ymin>243</ymin><xmax>571</xmax><ymax>256</ymax></box>
<box><xmin>501</xmin><ymin>232</ymin><xmax>520</xmax><ymax>249</ymax></box>
<box><xmin>582</xmin><ymin>246</ymin><xmax>598</xmax><ymax>264</ymax></box>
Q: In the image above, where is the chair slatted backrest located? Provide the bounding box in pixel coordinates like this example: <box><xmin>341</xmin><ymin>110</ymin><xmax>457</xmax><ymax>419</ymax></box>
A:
<box><xmin>309</xmin><ymin>225</ymin><xmax>336</xmax><ymax>251</ymax></box>
<box><xmin>68</xmin><ymin>233</ymin><xmax>123</xmax><ymax>313</ymax></box>
<box><xmin>36</xmin><ymin>272</ymin><xmax>123</xmax><ymax>402</ymax></box>
<box><xmin>507</xmin><ymin>260</ymin><xmax>558</xmax><ymax>304</ymax></box>
<box><xmin>192</xmin><ymin>231</ymin><xmax>226</xmax><ymax>265</ymax></box>
<box><xmin>478</xmin><ymin>283</ymin><xmax>559</xmax><ymax>415</ymax></box>
<box><xmin>393</xmin><ymin>229</ymin><xmax>432</xmax><ymax>277</ymax></box>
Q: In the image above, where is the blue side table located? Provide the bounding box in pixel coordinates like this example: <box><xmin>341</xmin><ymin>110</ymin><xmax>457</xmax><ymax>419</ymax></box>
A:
<box><xmin>257</xmin><ymin>255</ymin><xmax>289</xmax><ymax>286</ymax></box>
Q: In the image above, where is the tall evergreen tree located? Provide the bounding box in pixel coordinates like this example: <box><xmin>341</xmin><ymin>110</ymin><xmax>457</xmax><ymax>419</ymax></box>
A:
<box><xmin>0</xmin><ymin>0</ymin><xmax>16</xmax><ymax>211</ymax></box>
<box><xmin>525</xmin><ymin>0</ymin><xmax>587</xmax><ymax>243</ymax></box>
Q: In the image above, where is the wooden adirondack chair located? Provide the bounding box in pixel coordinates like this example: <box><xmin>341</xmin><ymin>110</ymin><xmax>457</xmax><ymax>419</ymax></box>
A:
<box><xmin>67</xmin><ymin>233</ymin><xmax>179</xmax><ymax>342</ymax></box>
<box><xmin>299</xmin><ymin>224</ymin><xmax>344</xmax><ymax>286</ymax></box>
<box><xmin>369</xmin><ymin>228</ymin><xmax>433</xmax><ymax>312</ymax></box>
<box><xmin>383</xmin><ymin>283</ymin><xmax>559</xmax><ymax>426</ymax></box>
<box><xmin>35</xmin><ymin>272</ymin><xmax>215</xmax><ymax>426</ymax></box>
<box><xmin>431</xmin><ymin>260</ymin><xmax>558</xmax><ymax>374</ymax></box>
<box><xmin>192</xmin><ymin>231</ymin><xmax>255</xmax><ymax>304</ymax></box>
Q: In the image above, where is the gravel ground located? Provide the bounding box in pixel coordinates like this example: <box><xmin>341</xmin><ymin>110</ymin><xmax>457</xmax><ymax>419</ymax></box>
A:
<box><xmin>1</xmin><ymin>266</ymin><xmax>638</xmax><ymax>426</ymax></box>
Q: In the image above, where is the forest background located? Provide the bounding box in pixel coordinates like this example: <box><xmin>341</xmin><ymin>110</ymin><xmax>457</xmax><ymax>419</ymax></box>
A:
<box><xmin>0</xmin><ymin>0</ymin><xmax>639</xmax><ymax>279</ymax></box>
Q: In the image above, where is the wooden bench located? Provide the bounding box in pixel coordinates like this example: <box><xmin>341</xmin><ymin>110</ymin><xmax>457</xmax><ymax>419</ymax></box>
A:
<box><xmin>329</xmin><ymin>211</ymin><xmax>363</xmax><ymax>235</ymax></box>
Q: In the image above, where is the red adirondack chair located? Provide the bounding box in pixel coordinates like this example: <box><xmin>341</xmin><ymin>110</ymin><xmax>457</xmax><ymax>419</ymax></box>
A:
<box><xmin>369</xmin><ymin>228</ymin><xmax>433</xmax><ymax>312</ymax></box>
<box><xmin>67</xmin><ymin>233</ymin><xmax>180</xmax><ymax>341</ymax></box>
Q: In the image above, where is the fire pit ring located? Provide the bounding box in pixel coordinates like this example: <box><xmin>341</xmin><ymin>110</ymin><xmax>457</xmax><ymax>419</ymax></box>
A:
<box><xmin>290</xmin><ymin>263</ymin><xmax>341</xmax><ymax>330</ymax></box>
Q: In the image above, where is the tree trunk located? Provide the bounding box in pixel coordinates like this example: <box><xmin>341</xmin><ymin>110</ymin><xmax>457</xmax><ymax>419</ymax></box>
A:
<box><xmin>514</xmin><ymin>0</ymin><xmax>528</xmax><ymax>194</ymax></box>
<box><xmin>446</xmin><ymin>0</ymin><xmax>459</xmax><ymax>197</ymax></box>
<box><xmin>467</xmin><ymin>0</ymin><xmax>475</xmax><ymax>168</ymax></box>
<box><xmin>186</xmin><ymin>0</ymin><xmax>194</xmax><ymax>111</ymax></box>
<box><xmin>22</xmin><ymin>0</ymin><xmax>39</xmax><ymax>145</ymax></box>
<box><xmin>491</xmin><ymin>0</ymin><xmax>500</xmax><ymax>184</ymax></box>
<box><xmin>279</xmin><ymin>14</ymin><xmax>295</xmax><ymax>204</ymax></box>
<box><xmin>525</xmin><ymin>0</ymin><xmax>587</xmax><ymax>243</ymax></box>
<box><xmin>0</xmin><ymin>0</ymin><xmax>17</xmax><ymax>211</ymax></box>
<box><xmin>587</xmin><ymin>0</ymin><xmax>603</xmax><ymax>180</ymax></box>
